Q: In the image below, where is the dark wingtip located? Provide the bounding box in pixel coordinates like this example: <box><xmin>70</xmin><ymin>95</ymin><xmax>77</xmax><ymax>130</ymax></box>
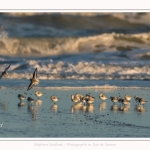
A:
<box><xmin>8</xmin><ymin>64</ymin><xmax>11</xmax><ymax>68</ymax></box>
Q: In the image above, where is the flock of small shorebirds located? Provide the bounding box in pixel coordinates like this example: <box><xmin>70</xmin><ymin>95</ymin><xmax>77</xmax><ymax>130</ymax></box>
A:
<box><xmin>17</xmin><ymin>92</ymin><xmax>148</xmax><ymax>113</ymax></box>
<box><xmin>0</xmin><ymin>64</ymin><xmax>148</xmax><ymax>112</ymax></box>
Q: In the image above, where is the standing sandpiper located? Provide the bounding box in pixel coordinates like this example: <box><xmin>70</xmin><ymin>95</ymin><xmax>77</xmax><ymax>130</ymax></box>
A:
<box><xmin>51</xmin><ymin>95</ymin><xmax>59</xmax><ymax>103</ymax></box>
<box><xmin>110</xmin><ymin>96</ymin><xmax>118</xmax><ymax>104</ymax></box>
<box><xmin>27</xmin><ymin>97</ymin><xmax>34</xmax><ymax>105</ymax></box>
<box><xmin>99</xmin><ymin>93</ymin><xmax>107</xmax><ymax>101</ymax></box>
<box><xmin>125</xmin><ymin>95</ymin><xmax>132</xmax><ymax>101</ymax></box>
<box><xmin>35</xmin><ymin>91</ymin><xmax>43</xmax><ymax>99</ymax></box>
<box><xmin>18</xmin><ymin>94</ymin><xmax>26</xmax><ymax>101</ymax></box>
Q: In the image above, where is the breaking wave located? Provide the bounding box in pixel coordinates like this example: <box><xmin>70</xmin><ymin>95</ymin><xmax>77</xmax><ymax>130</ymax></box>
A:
<box><xmin>0</xmin><ymin>33</ymin><xmax>150</xmax><ymax>57</ymax></box>
<box><xmin>0</xmin><ymin>12</ymin><xmax>150</xmax><ymax>81</ymax></box>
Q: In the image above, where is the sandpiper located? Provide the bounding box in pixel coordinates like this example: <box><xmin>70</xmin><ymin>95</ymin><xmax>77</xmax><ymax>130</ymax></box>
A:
<box><xmin>99</xmin><ymin>93</ymin><xmax>107</xmax><ymax>101</ymax></box>
<box><xmin>86</xmin><ymin>96</ymin><xmax>95</xmax><ymax>105</ymax></box>
<box><xmin>119</xmin><ymin>98</ymin><xmax>130</xmax><ymax>105</ymax></box>
<box><xmin>27</xmin><ymin>97</ymin><xmax>34</xmax><ymax>104</ymax></box>
<box><xmin>71</xmin><ymin>94</ymin><xmax>80</xmax><ymax>103</ymax></box>
<box><xmin>125</xmin><ymin>95</ymin><xmax>132</xmax><ymax>101</ymax></box>
<box><xmin>35</xmin><ymin>91</ymin><xmax>43</xmax><ymax>99</ymax></box>
<box><xmin>0</xmin><ymin>64</ymin><xmax>11</xmax><ymax>79</ymax></box>
<box><xmin>85</xmin><ymin>93</ymin><xmax>92</xmax><ymax>99</ymax></box>
<box><xmin>18</xmin><ymin>94</ymin><xmax>26</xmax><ymax>101</ymax></box>
<box><xmin>27</xmin><ymin>68</ymin><xmax>39</xmax><ymax>91</ymax></box>
<box><xmin>75</xmin><ymin>93</ymin><xmax>84</xmax><ymax>100</ymax></box>
<box><xmin>117</xmin><ymin>96</ymin><xmax>125</xmax><ymax>102</ymax></box>
<box><xmin>51</xmin><ymin>95</ymin><xmax>59</xmax><ymax>103</ymax></box>
<box><xmin>134</xmin><ymin>96</ymin><xmax>141</xmax><ymax>102</ymax></box>
<box><xmin>85</xmin><ymin>93</ymin><xmax>95</xmax><ymax>101</ymax></box>
<box><xmin>110</xmin><ymin>96</ymin><xmax>118</xmax><ymax>103</ymax></box>
<box><xmin>137</xmin><ymin>98</ymin><xmax>147</xmax><ymax>105</ymax></box>
<box><xmin>80</xmin><ymin>96</ymin><xmax>86</xmax><ymax>105</ymax></box>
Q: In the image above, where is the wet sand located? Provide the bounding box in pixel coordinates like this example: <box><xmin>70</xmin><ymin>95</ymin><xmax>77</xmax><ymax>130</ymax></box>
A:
<box><xmin>0</xmin><ymin>86</ymin><xmax>150</xmax><ymax>138</ymax></box>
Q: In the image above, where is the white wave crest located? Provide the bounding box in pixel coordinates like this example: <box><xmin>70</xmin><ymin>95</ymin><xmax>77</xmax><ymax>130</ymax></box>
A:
<box><xmin>0</xmin><ymin>32</ymin><xmax>149</xmax><ymax>57</ymax></box>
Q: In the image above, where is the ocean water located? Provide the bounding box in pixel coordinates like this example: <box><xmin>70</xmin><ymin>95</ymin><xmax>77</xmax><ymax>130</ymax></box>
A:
<box><xmin>0</xmin><ymin>12</ymin><xmax>150</xmax><ymax>80</ymax></box>
<box><xmin>0</xmin><ymin>12</ymin><xmax>150</xmax><ymax>137</ymax></box>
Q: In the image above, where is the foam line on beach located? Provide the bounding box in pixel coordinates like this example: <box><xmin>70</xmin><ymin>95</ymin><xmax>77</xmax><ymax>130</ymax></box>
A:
<box><xmin>2</xmin><ymin>85</ymin><xmax>150</xmax><ymax>90</ymax></box>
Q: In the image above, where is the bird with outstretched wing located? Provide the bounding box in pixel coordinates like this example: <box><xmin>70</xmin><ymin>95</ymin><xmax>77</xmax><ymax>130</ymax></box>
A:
<box><xmin>0</xmin><ymin>64</ymin><xmax>11</xmax><ymax>79</ymax></box>
<box><xmin>27</xmin><ymin>68</ymin><xmax>39</xmax><ymax>91</ymax></box>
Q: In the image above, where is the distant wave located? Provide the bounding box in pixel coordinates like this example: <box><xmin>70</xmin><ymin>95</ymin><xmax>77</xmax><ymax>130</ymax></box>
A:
<box><xmin>4</xmin><ymin>73</ymin><xmax>150</xmax><ymax>80</ymax></box>
<box><xmin>3</xmin><ymin>12</ymin><xmax>150</xmax><ymax>25</ymax></box>
<box><xmin>0</xmin><ymin>33</ymin><xmax>149</xmax><ymax>57</ymax></box>
<box><xmin>1</xmin><ymin>50</ymin><xmax>150</xmax><ymax>80</ymax></box>
<box><xmin>0</xmin><ymin>12</ymin><xmax>150</xmax><ymax>38</ymax></box>
<box><xmin>0</xmin><ymin>12</ymin><xmax>150</xmax><ymax>81</ymax></box>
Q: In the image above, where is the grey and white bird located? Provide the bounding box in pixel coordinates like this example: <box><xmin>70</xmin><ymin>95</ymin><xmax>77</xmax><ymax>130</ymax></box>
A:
<box><xmin>75</xmin><ymin>93</ymin><xmax>84</xmax><ymax>99</ymax></box>
<box><xmin>71</xmin><ymin>94</ymin><xmax>80</xmax><ymax>103</ymax></box>
<box><xmin>137</xmin><ymin>98</ymin><xmax>147</xmax><ymax>105</ymax></box>
<box><xmin>110</xmin><ymin>96</ymin><xmax>118</xmax><ymax>103</ymax></box>
<box><xmin>134</xmin><ymin>96</ymin><xmax>141</xmax><ymax>102</ymax></box>
<box><xmin>27</xmin><ymin>68</ymin><xmax>39</xmax><ymax>91</ymax></box>
<box><xmin>118</xmin><ymin>97</ymin><xmax>130</xmax><ymax>105</ymax></box>
<box><xmin>0</xmin><ymin>64</ymin><xmax>11</xmax><ymax>79</ymax></box>
<box><xmin>86</xmin><ymin>95</ymin><xmax>95</xmax><ymax>105</ymax></box>
<box><xmin>18</xmin><ymin>94</ymin><xmax>26</xmax><ymax>101</ymax></box>
<box><xmin>27</xmin><ymin>97</ymin><xmax>34</xmax><ymax>103</ymax></box>
<box><xmin>99</xmin><ymin>93</ymin><xmax>107</xmax><ymax>101</ymax></box>
<box><xmin>80</xmin><ymin>96</ymin><xmax>87</xmax><ymax>105</ymax></box>
<box><xmin>124</xmin><ymin>95</ymin><xmax>132</xmax><ymax>101</ymax></box>
<box><xmin>51</xmin><ymin>95</ymin><xmax>59</xmax><ymax>103</ymax></box>
<box><xmin>85</xmin><ymin>93</ymin><xmax>92</xmax><ymax>99</ymax></box>
<box><xmin>35</xmin><ymin>91</ymin><xmax>43</xmax><ymax>99</ymax></box>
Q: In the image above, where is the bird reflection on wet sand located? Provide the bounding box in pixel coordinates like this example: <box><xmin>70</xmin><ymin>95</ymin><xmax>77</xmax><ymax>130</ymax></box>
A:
<box><xmin>99</xmin><ymin>102</ymin><xmax>107</xmax><ymax>112</ymax></box>
<box><xmin>110</xmin><ymin>104</ymin><xmax>118</xmax><ymax>112</ymax></box>
<box><xmin>134</xmin><ymin>105</ymin><xmax>146</xmax><ymax>113</ymax></box>
<box><xmin>50</xmin><ymin>104</ymin><xmax>58</xmax><ymax>113</ymax></box>
<box><xmin>118</xmin><ymin>105</ymin><xmax>130</xmax><ymax>112</ymax></box>
<box><xmin>27</xmin><ymin>104</ymin><xmax>40</xmax><ymax>121</ymax></box>
<box><xmin>71</xmin><ymin>102</ymin><xmax>94</xmax><ymax>113</ymax></box>
<box><xmin>18</xmin><ymin>101</ymin><xmax>25</xmax><ymax>107</ymax></box>
<box><xmin>71</xmin><ymin>103</ymin><xmax>82</xmax><ymax>113</ymax></box>
<box><xmin>86</xmin><ymin>104</ymin><xmax>94</xmax><ymax>113</ymax></box>
<box><xmin>35</xmin><ymin>99</ymin><xmax>43</xmax><ymax>106</ymax></box>
<box><xmin>81</xmin><ymin>105</ymin><xmax>87</xmax><ymax>113</ymax></box>
<box><xmin>0</xmin><ymin>102</ymin><xmax>8</xmax><ymax>111</ymax></box>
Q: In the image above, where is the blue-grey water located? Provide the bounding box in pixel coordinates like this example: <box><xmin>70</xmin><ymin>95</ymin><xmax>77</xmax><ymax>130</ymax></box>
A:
<box><xmin>0</xmin><ymin>12</ymin><xmax>150</xmax><ymax>137</ymax></box>
<box><xmin>0</xmin><ymin>12</ymin><xmax>150</xmax><ymax>80</ymax></box>
<box><xmin>0</xmin><ymin>80</ymin><xmax>150</xmax><ymax>137</ymax></box>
